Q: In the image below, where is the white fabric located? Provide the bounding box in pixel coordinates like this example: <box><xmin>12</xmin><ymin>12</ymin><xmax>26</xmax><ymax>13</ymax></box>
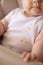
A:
<box><xmin>3</xmin><ymin>8</ymin><xmax>43</xmax><ymax>53</ymax></box>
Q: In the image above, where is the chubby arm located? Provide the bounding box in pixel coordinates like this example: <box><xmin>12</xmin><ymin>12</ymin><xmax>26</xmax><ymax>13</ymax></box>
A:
<box><xmin>31</xmin><ymin>31</ymin><xmax>43</xmax><ymax>61</ymax></box>
<box><xmin>0</xmin><ymin>18</ymin><xmax>8</xmax><ymax>36</ymax></box>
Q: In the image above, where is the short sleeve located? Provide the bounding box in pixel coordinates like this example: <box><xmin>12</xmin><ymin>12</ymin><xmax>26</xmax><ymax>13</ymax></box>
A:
<box><xmin>36</xmin><ymin>18</ymin><xmax>43</xmax><ymax>33</ymax></box>
<box><xmin>34</xmin><ymin>17</ymin><xmax>43</xmax><ymax>41</ymax></box>
<box><xmin>4</xmin><ymin>9</ymin><xmax>15</xmax><ymax>23</ymax></box>
<box><xmin>41</xmin><ymin>24</ymin><xmax>43</xmax><ymax>32</ymax></box>
<box><xmin>34</xmin><ymin>17</ymin><xmax>43</xmax><ymax>39</ymax></box>
<box><xmin>4</xmin><ymin>8</ymin><xmax>20</xmax><ymax>23</ymax></box>
<box><xmin>4</xmin><ymin>10</ymin><xmax>15</xmax><ymax>23</ymax></box>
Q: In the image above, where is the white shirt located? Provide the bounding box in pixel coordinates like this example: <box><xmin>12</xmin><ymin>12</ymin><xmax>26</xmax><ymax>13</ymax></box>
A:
<box><xmin>3</xmin><ymin>8</ymin><xmax>43</xmax><ymax>53</ymax></box>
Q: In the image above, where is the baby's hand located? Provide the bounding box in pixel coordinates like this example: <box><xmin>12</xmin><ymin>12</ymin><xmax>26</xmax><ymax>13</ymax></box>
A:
<box><xmin>20</xmin><ymin>51</ymin><xmax>38</xmax><ymax>62</ymax></box>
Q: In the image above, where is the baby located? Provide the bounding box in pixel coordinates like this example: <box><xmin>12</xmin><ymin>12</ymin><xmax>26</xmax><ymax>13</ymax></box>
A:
<box><xmin>0</xmin><ymin>0</ymin><xmax>43</xmax><ymax>62</ymax></box>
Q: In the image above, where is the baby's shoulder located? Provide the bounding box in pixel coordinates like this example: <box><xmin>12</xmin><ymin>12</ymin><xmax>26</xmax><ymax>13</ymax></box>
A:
<box><xmin>13</xmin><ymin>8</ymin><xmax>22</xmax><ymax>14</ymax></box>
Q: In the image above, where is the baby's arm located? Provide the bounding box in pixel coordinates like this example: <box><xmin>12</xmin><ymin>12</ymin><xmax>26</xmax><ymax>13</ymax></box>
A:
<box><xmin>0</xmin><ymin>18</ymin><xmax>8</xmax><ymax>36</ymax></box>
<box><xmin>31</xmin><ymin>31</ymin><xmax>43</xmax><ymax>61</ymax></box>
<box><xmin>21</xmin><ymin>32</ymin><xmax>43</xmax><ymax>62</ymax></box>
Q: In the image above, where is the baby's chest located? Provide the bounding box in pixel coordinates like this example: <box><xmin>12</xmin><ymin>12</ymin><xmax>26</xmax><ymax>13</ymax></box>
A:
<box><xmin>8</xmin><ymin>15</ymin><xmax>37</xmax><ymax>42</ymax></box>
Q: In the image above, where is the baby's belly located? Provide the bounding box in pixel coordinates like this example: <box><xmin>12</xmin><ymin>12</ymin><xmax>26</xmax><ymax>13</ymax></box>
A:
<box><xmin>2</xmin><ymin>31</ymin><xmax>32</xmax><ymax>53</ymax></box>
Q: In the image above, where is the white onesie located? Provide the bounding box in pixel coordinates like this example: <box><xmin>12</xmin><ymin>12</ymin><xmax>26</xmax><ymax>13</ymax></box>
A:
<box><xmin>2</xmin><ymin>8</ymin><xmax>43</xmax><ymax>53</ymax></box>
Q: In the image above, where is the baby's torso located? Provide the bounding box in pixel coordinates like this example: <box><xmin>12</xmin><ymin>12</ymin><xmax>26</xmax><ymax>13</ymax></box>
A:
<box><xmin>2</xmin><ymin>8</ymin><xmax>43</xmax><ymax>53</ymax></box>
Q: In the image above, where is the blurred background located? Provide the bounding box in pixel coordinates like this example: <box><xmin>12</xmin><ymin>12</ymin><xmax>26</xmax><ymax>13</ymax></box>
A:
<box><xmin>0</xmin><ymin>0</ymin><xmax>22</xmax><ymax>19</ymax></box>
